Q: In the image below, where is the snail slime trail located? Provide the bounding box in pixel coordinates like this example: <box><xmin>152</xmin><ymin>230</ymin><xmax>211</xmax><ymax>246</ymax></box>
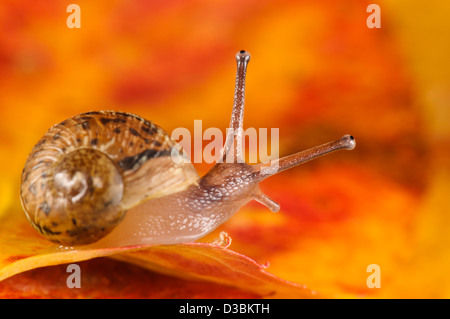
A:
<box><xmin>20</xmin><ymin>50</ymin><xmax>355</xmax><ymax>248</ymax></box>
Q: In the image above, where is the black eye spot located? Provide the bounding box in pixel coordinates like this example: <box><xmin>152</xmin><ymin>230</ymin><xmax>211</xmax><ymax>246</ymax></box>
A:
<box><xmin>240</xmin><ymin>50</ymin><xmax>246</xmax><ymax>54</ymax></box>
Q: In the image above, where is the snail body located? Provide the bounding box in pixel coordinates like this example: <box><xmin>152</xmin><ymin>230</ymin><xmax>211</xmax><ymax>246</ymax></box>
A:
<box><xmin>20</xmin><ymin>50</ymin><xmax>355</xmax><ymax>247</ymax></box>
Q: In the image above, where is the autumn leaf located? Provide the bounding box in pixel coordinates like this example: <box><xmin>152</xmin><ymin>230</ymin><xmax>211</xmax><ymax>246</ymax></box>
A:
<box><xmin>0</xmin><ymin>206</ymin><xmax>315</xmax><ymax>298</ymax></box>
<box><xmin>0</xmin><ymin>258</ymin><xmax>263</xmax><ymax>299</ymax></box>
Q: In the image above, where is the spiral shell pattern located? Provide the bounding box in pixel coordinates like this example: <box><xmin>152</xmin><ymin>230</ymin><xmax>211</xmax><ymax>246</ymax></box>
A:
<box><xmin>20</xmin><ymin>111</ymin><xmax>198</xmax><ymax>245</ymax></box>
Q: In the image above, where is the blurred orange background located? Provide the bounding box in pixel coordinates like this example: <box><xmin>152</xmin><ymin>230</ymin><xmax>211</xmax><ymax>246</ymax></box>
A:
<box><xmin>0</xmin><ymin>0</ymin><xmax>449</xmax><ymax>298</ymax></box>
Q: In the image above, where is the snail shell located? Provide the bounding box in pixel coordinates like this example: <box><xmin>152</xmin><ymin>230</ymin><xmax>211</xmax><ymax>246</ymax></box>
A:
<box><xmin>20</xmin><ymin>111</ymin><xmax>198</xmax><ymax>245</ymax></box>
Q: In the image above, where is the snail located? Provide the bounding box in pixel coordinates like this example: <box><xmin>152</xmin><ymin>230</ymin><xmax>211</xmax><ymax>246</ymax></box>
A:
<box><xmin>20</xmin><ymin>50</ymin><xmax>356</xmax><ymax>248</ymax></box>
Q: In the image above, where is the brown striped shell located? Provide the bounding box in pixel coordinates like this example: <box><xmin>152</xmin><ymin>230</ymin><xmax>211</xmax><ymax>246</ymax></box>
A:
<box><xmin>20</xmin><ymin>111</ymin><xmax>198</xmax><ymax>246</ymax></box>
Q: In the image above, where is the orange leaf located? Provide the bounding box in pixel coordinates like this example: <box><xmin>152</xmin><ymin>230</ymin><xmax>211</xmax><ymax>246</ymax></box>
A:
<box><xmin>0</xmin><ymin>208</ymin><xmax>316</xmax><ymax>298</ymax></box>
<box><xmin>0</xmin><ymin>258</ymin><xmax>262</xmax><ymax>298</ymax></box>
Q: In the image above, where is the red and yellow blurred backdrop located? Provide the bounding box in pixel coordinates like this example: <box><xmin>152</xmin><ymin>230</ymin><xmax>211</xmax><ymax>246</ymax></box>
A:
<box><xmin>0</xmin><ymin>0</ymin><xmax>449</xmax><ymax>298</ymax></box>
